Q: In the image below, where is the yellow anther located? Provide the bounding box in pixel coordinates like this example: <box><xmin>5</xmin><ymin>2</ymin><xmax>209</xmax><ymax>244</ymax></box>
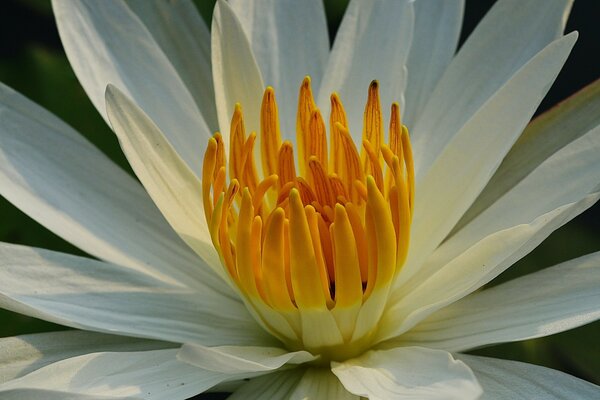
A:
<box><xmin>260</xmin><ymin>87</ymin><xmax>282</xmax><ymax>177</ymax></box>
<box><xmin>229</xmin><ymin>104</ymin><xmax>246</xmax><ymax>182</ymax></box>
<box><xmin>331</xmin><ymin>204</ymin><xmax>363</xmax><ymax>307</ymax></box>
<box><xmin>308</xmin><ymin>157</ymin><xmax>336</xmax><ymax>207</ymax></box>
<box><xmin>278</xmin><ymin>141</ymin><xmax>297</xmax><ymax>188</ymax></box>
<box><xmin>305</xmin><ymin>108</ymin><xmax>328</xmax><ymax>174</ymax></box>
<box><xmin>296</xmin><ymin>76</ymin><xmax>317</xmax><ymax>177</ymax></box>
<box><xmin>329</xmin><ymin>93</ymin><xmax>349</xmax><ymax>174</ymax></box>
<box><xmin>362</xmin><ymin>81</ymin><xmax>383</xmax><ymax>175</ymax></box>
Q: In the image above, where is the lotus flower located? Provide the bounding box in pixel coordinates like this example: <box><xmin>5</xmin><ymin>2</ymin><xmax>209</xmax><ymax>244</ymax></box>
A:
<box><xmin>0</xmin><ymin>0</ymin><xmax>599</xmax><ymax>399</ymax></box>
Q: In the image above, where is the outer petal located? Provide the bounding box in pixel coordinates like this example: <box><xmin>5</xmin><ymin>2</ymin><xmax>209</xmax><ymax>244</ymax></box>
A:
<box><xmin>105</xmin><ymin>85</ymin><xmax>224</xmax><ymax>280</ymax></box>
<box><xmin>52</xmin><ymin>0</ymin><xmax>210</xmax><ymax>172</ymax></box>
<box><xmin>380</xmin><ymin>191</ymin><xmax>600</xmax><ymax>342</ymax></box>
<box><xmin>400</xmin><ymin>252</ymin><xmax>600</xmax><ymax>352</ymax></box>
<box><xmin>212</xmin><ymin>0</ymin><xmax>264</xmax><ymax>149</ymax></box>
<box><xmin>332</xmin><ymin>347</ymin><xmax>482</xmax><ymax>400</ymax></box>
<box><xmin>411</xmin><ymin>0</ymin><xmax>573</xmax><ymax>177</ymax></box>
<box><xmin>0</xmin><ymin>242</ymin><xmax>270</xmax><ymax>347</ymax></box>
<box><xmin>405</xmin><ymin>81</ymin><xmax>600</xmax><ymax>291</ymax></box>
<box><xmin>228</xmin><ymin>370</ymin><xmax>303</xmax><ymax>400</ymax></box>
<box><xmin>0</xmin><ymin>389</ymin><xmax>140</xmax><ymax>400</ymax></box>
<box><xmin>0</xmin><ymin>331</ymin><xmax>172</xmax><ymax>384</ymax></box>
<box><xmin>399</xmin><ymin>33</ymin><xmax>577</xmax><ymax>287</ymax></box>
<box><xmin>403</xmin><ymin>0</ymin><xmax>464</xmax><ymax>128</ymax></box>
<box><xmin>229</xmin><ymin>0</ymin><xmax>329</xmax><ymax>139</ymax></box>
<box><xmin>0</xmin><ymin>82</ymin><xmax>219</xmax><ymax>290</ymax></box>
<box><xmin>290</xmin><ymin>368</ymin><xmax>358</xmax><ymax>400</ymax></box>
<box><xmin>456</xmin><ymin>355</ymin><xmax>600</xmax><ymax>399</ymax></box>
<box><xmin>317</xmin><ymin>0</ymin><xmax>414</xmax><ymax>139</ymax></box>
<box><xmin>0</xmin><ymin>349</ymin><xmax>240</xmax><ymax>400</ymax></box>
<box><xmin>124</xmin><ymin>0</ymin><xmax>218</xmax><ymax>130</ymax></box>
<box><xmin>454</xmin><ymin>78</ymin><xmax>600</xmax><ymax>234</ymax></box>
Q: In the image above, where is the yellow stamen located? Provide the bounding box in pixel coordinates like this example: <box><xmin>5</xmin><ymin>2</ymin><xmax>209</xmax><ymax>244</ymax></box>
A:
<box><xmin>202</xmin><ymin>79</ymin><xmax>414</xmax><ymax>356</ymax></box>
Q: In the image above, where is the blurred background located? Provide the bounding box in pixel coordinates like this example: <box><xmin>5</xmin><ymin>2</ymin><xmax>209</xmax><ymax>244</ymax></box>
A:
<box><xmin>0</xmin><ymin>0</ymin><xmax>599</xmax><ymax>395</ymax></box>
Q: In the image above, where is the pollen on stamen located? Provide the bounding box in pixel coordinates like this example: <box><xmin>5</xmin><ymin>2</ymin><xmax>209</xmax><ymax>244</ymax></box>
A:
<box><xmin>202</xmin><ymin>78</ymin><xmax>414</xmax><ymax>355</ymax></box>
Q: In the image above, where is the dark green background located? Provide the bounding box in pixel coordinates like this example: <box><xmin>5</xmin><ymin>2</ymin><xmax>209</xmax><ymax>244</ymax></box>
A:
<box><xmin>1</xmin><ymin>0</ymin><xmax>599</xmax><ymax>395</ymax></box>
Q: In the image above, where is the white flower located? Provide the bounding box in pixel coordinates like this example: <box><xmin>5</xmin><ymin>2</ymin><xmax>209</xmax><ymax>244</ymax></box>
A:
<box><xmin>0</xmin><ymin>0</ymin><xmax>599</xmax><ymax>399</ymax></box>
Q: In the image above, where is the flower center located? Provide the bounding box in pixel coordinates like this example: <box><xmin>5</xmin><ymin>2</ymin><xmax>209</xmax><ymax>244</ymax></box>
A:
<box><xmin>202</xmin><ymin>78</ymin><xmax>414</xmax><ymax>360</ymax></box>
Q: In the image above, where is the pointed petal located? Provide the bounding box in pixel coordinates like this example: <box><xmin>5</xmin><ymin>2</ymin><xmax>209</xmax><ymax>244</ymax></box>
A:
<box><xmin>105</xmin><ymin>85</ymin><xmax>225</xmax><ymax>280</ymax></box>
<box><xmin>380</xmin><ymin>191</ymin><xmax>600</xmax><ymax>342</ymax></box>
<box><xmin>332</xmin><ymin>347</ymin><xmax>482</xmax><ymax>400</ymax></box>
<box><xmin>411</xmin><ymin>0</ymin><xmax>573</xmax><ymax>177</ymax></box>
<box><xmin>454</xmin><ymin>78</ymin><xmax>600</xmax><ymax>234</ymax></box>
<box><xmin>229</xmin><ymin>0</ymin><xmax>329</xmax><ymax>139</ymax></box>
<box><xmin>317</xmin><ymin>0</ymin><xmax>414</xmax><ymax>139</ymax></box>
<box><xmin>291</xmin><ymin>368</ymin><xmax>358</xmax><ymax>400</ymax></box>
<box><xmin>0</xmin><ymin>331</ymin><xmax>172</xmax><ymax>384</ymax></box>
<box><xmin>403</xmin><ymin>0</ymin><xmax>464</xmax><ymax>128</ymax></box>
<box><xmin>124</xmin><ymin>0</ymin><xmax>218</xmax><ymax>130</ymax></box>
<box><xmin>212</xmin><ymin>0</ymin><xmax>264</xmax><ymax>148</ymax></box>
<box><xmin>0</xmin><ymin>242</ymin><xmax>269</xmax><ymax>346</ymax></box>
<box><xmin>402</xmin><ymin>252</ymin><xmax>600</xmax><ymax>352</ymax></box>
<box><xmin>0</xmin><ymin>82</ymin><xmax>218</xmax><ymax>290</ymax></box>
<box><xmin>178</xmin><ymin>344</ymin><xmax>314</xmax><ymax>373</ymax></box>
<box><xmin>228</xmin><ymin>370</ymin><xmax>304</xmax><ymax>400</ymax></box>
<box><xmin>52</xmin><ymin>0</ymin><xmax>210</xmax><ymax>172</ymax></box>
<box><xmin>401</xmin><ymin>33</ymin><xmax>577</xmax><ymax>286</ymax></box>
<box><xmin>0</xmin><ymin>349</ymin><xmax>238</xmax><ymax>400</ymax></box>
<box><xmin>456</xmin><ymin>355</ymin><xmax>600</xmax><ymax>399</ymax></box>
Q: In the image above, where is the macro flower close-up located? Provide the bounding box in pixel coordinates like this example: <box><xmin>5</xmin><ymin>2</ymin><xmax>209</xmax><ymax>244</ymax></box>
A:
<box><xmin>1</xmin><ymin>0</ymin><xmax>600</xmax><ymax>398</ymax></box>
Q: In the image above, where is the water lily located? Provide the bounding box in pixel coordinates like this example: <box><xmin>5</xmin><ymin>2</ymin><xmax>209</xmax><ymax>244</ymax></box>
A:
<box><xmin>0</xmin><ymin>0</ymin><xmax>599</xmax><ymax>398</ymax></box>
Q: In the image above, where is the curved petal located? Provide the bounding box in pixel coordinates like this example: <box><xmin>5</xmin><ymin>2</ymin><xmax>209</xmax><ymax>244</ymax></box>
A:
<box><xmin>229</xmin><ymin>0</ymin><xmax>329</xmax><ymax>139</ymax></box>
<box><xmin>399</xmin><ymin>33</ymin><xmax>577</xmax><ymax>287</ymax></box>
<box><xmin>0</xmin><ymin>242</ymin><xmax>270</xmax><ymax>347</ymax></box>
<box><xmin>332</xmin><ymin>347</ymin><xmax>482</xmax><ymax>400</ymax></box>
<box><xmin>0</xmin><ymin>82</ymin><xmax>218</xmax><ymax>290</ymax></box>
<box><xmin>456</xmin><ymin>354</ymin><xmax>600</xmax><ymax>399</ymax></box>
<box><xmin>454</xmin><ymin>78</ymin><xmax>600</xmax><ymax>234</ymax></box>
<box><xmin>105</xmin><ymin>85</ymin><xmax>226</xmax><ymax>281</ymax></box>
<box><xmin>0</xmin><ymin>388</ymin><xmax>140</xmax><ymax>400</ymax></box>
<box><xmin>317</xmin><ymin>0</ymin><xmax>414</xmax><ymax>139</ymax></box>
<box><xmin>0</xmin><ymin>331</ymin><xmax>173</xmax><ymax>384</ymax></box>
<box><xmin>178</xmin><ymin>344</ymin><xmax>315</xmax><ymax>373</ymax></box>
<box><xmin>290</xmin><ymin>368</ymin><xmax>358</xmax><ymax>400</ymax></box>
<box><xmin>380</xmin><ymin>191</ymin><xmax>600</xmax><ymax>342</ymax></box>
<box><xmin>124</xmin><ymin>0</ymin><xmax>218</xmax><ymax>131</ymax></box>
<box><xmin>411</xmin><ymin>87</ymin><xmax>600</xmax><ymax>288</ymax></box>
<box><xmin>411</xmin><ymin>0</ymin><xmax>573</xmax><ymax>177</ymax></box>
<box><xmin>0</xmin><ymin>349</ymin><xmax>238</xmax><ymax>400</ymax></box>
<box><xmin>401</xmin><ymin>252</ymin><xmax>600</xmax><ymax>352</ymax></box>
<box><xmin>52</xmin><ymin>0</ymin><xmax>210</xmax><ymax>173</ymax></box>
<box><xmin>403</xmin><ymin>0</ymin><xmax>464</xmax><ymax>128</ymax></box>
<box><xmin>212</xmin><ymin>0</ymin><xmax>264</xmax><ymax>149</ymax></box>
<box><xmin>228</xmin><ymin>370</ymin><xmax>303</xmax><ymax>400</ymax></box>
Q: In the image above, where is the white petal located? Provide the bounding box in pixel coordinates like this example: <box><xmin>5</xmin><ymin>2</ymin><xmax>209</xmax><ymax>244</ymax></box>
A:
<box><xmin>454</xmin><ymin>78</ymin><xmax>600</xmax><ymax>235</ymax></box>
<box><xmin>407</xmin><ymin>83</ymin><xmax>600</xmax><ymax>292</ymax></box>
<box><xmin>105</xmin><ymin>85</ymin><xmax>225</xmax><ymax>280</ymax></box>
<box><xmin>0</xmin><ymin>82</ymin><xmax>220</xmax><ymax>290</ymax></box>
<box><xmin>332</xmin><ymin>347</ymin><xmax>482</xmax><ymax>400</ymax></box>
<box><xmin>178</xmin><ymin>344</ymin><xmax>315</xmax><ymax>373</ymax></box>
<box><xmin>0</xmin><ymin>242</ymin><xmax>270</xmax><ymax>346</ymax></box>
<box><xmin>456</xmin><ymin>354</ymin><xmax>600</xmax><ymax>399</ymax></box>
<box><xmin>0</xmin><ymin>388</ymin><xmax>140</xmax><ymax>400</ymax></box>
<box><xmin>403</xmin><ymin>0</ymin><xmax>464</xmax><ymax>128</ymax></box>
<box><xmin>290</xmin><ymin>368</ymin><xmax>358</xmax><ymax>400</ymax></box>
<box><xmin>0</xmin><ymin>349</ymin><xmax>236</xmax><ymax>400</ymax></box>
<box><xmin>52</xmin><ymin>0</ymin><xmax>210</xmax><ymax>172</ymax></box>
<box><xmin>399</xmin><ymin>33</ymin><xmax>577</xmax><ymax>287</ymax></box>
<box><xmin>317</xmin><ymin>0</ymin><xmax>414</xmax><ymax>139</ymax></box>
<box><xmin>411</xmin><ymin>0</ymin><xmax>573</xmax><ymax>177</ymax></box>
<box><xmin>229</xmin><ymin>0</ymin><xmax>329</xmax><ymax>139</ymax></box>
<box><xmin>0</xmin><ymin>331</ymin><xmax>171</xmax><ymax>384</ymax></box>
<box><xmin>228</xmin><ymin>370</ymin><xmax>304</xmax><ymax>400</ymax></box>
<box><xmin>402</xmin><ymin>252</ymin><xmax>600</xmax><ymax>352</ymax></box>
<box><xmin>124</xmin><ymin>0</ymin><xmax>218</xmax><ymax>130</ymax></box>
<box><xmin>380</xmin><ymin>191</ymin><xmax>600</xmax><ymax>342</ymax></box>
<box><xmin>212</xmin><ymin>0</ymin><xmax>264</xmax><ymax>148</ymax></box>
